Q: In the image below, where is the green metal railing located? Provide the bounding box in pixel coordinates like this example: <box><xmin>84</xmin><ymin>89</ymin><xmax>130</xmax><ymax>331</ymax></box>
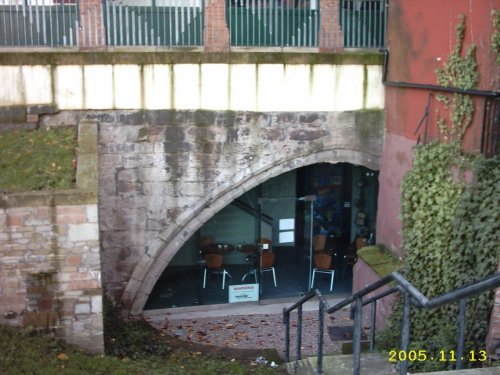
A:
<box><xmin>0</xmin><ymin>0</ymin><xmax>387</xmax><ymax>48</ymax></box>
<box><xmin>227</xmin><ymin>0</ymin><xmax>319</xmax><ymax>47</ymax></box>
<box><xmin>341</xmin><ymin>0</ymin><xmax>387</xmax><ymax>48</ymax></box>
<box><xmin>102</xmin><ymin>0</ymin><xmax>204</xmax><ymax>46</ymax></box>
<box><xmin>283</xmin><ymin>271</ymin><xmax>500</xmax><ymax>374</ymax></box>
<box><xmin>0</xmin><ymin>0</ymin><xmax>79</xmax><ymax>46</ymax></box>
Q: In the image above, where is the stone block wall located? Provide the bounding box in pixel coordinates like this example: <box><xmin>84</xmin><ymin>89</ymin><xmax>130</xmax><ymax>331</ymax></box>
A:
<box><xmin>0</xmin><ymin>122</ymin><xmax>104</xmax><ymax>354</ymax></box>
<box><xmin>82</xmin><ymin>109</ymin><xmax>384</xmax><ymax>313</ymax></box>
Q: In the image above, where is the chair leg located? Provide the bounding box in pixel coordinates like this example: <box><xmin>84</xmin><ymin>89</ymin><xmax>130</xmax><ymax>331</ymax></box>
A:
<box><xmin>203</xmin><ymin>268</ymin><xmax>207</xmax><ymax>288</ymax></box>
<box><xmin>330</xmin><ymin>270</ymin><xmax>335</xmax><ymax>291</ymax></box>
<box><xmin>272</xmin><ymin>267</ymin><xmax>277</xmax><ymax>287</ymax></box>
<box><xmin>222</xmin><ymin>269</ymin><xmax>226</xmax><ymax>289</ymax></box>
<box><xmin>311</xmin><ymin>268</ymin><xmax>316</xmax><ymax>290</ymax></box>
<box><xmin>343</xmin><ymin>261</ymin><xmax>347</xmax><ymax>279</ymax></box>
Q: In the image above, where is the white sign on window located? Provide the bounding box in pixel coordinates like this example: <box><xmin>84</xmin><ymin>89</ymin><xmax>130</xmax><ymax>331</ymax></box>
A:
<box><xmin>229</xmin><ymin>284</ymin><xmax>259</xmax><ymax>303</ymax></box>
<box><xmin>279</xmin><ymin>218</ymin><xmax>295</xmax><ymax>230</ymax></box>
<box><xmin>279</xmin><ymin>231</ymin><xmax>294</xmax><ymax>243</ymax></box>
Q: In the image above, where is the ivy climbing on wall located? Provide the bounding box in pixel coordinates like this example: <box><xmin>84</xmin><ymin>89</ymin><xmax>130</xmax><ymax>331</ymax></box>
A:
<box><xmin>435</xmin><ymin>14</ymin><xmax>478</xmax><ymax>145</ymax></box>
<box><xmin>492</xmin><ymin>10</ymin><xmax>500</xmax><ymax>65</ymax></box>
<box><xmin>377</xmin><ymin>14</ymin><xmax>499</xmax><ymax>372</ymax></box>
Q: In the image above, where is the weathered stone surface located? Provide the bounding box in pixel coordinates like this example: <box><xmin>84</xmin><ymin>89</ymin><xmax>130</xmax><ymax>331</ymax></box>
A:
<box><xmin>95</xmin><ymin>108</ymin><xmax>384</xmax><ymax>314</ymax></box>
<box><xmin>0</xmin><ymin>202</ymin><xmax>103</xmax><ymax>353</ymax></box>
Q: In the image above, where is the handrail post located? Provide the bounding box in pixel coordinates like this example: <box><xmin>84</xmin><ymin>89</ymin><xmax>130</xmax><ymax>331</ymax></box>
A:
<box><xmin>297</xmin><ymin>304</ymin><xmax>303</xmax><ymax>361</ymax></box>
<box><xmin>369</xmin><ymin>300</ymin><xmax>377</xmax><ymax>352</ymax></box>
<box><xmin>283</xmin><ymin>308</ymin><xmax>290</xmax><ymax>363</ymax></box>
<box><xmin>456</xmin><ymin>298</ymin><xmax>467</xmax><ymax>370</ymax></box>
<box><xmin>317</xmin><ymin>299</ymin><xmax>325</xmax><ymax>375</ymax></box>
<box><xmin>353</xmin><ymin>297</ymin><xmax>362</xmax><ymax>375</ymax></box>
<box><xmin>400</xmin><ymin>291</ymin><xmax>410</xmax><ymax>375</ymax></box>
<box><xmin>281</xmin><ymin>272</ymin><xmax>499</xmax><ymax>375</ymax></box>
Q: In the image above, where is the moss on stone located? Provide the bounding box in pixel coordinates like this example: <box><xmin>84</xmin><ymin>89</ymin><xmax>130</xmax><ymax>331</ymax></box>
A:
<box><xmin>0</xmin><ymin>190</ymin><xmax>97</xmax><ymax>209</ymax></box>
<box><xmin>357</xmin><ymin>244</ymin><xmax>400</xmax><ymax>278</ymax></box>
<box><xmin>0</xmin><ymin>51</ymin><xmax>384</xmax><ymax>66</ymax></box>
<box><xmin>354</xmin><ymin>110</ymin><xmax>384</xmax><ymax>142</ymax></box>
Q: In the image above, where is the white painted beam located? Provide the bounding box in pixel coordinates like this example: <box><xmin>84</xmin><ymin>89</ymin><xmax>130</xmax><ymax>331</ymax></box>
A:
<box><xmin>0</xmin><ymin>63</ymin><xmax>385</xmax><ymax>112</ymax></box>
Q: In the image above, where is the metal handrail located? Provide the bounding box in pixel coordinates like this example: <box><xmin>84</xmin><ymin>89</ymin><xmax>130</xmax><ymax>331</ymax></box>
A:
<box><xmin>282</xmin><ymin>271</ymin><xmax>500</xmax><ymax>375</ymax></box>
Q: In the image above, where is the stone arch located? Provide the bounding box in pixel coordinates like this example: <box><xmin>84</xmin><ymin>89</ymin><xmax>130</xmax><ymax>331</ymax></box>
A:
<box><xmin>123</xmin><ymin>147</ymin><xmax>380</xmax><ymax>315</ymax></box>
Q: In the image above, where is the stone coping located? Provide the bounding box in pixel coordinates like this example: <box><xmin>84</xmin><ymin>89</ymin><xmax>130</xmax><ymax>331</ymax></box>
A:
<box><xmin>356</xmin><ymin>244</ymin><xmax>401</xmax><ymax>278</ymax></box>
<box><xmin>1</xmin><ymin>189</ymin><xmax>97</xmax><ymax>209</ymax></box>
<box><xmin>0</xmin><ymin>50</ymin><xmax>383</xmax><ymax>66</ymax></box>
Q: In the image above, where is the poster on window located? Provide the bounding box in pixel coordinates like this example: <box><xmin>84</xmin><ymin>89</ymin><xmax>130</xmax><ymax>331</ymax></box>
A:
<box><xmin>229</xmin><ymin>284</ymin><xmax>259</xmax><ymax>303</ymax></box>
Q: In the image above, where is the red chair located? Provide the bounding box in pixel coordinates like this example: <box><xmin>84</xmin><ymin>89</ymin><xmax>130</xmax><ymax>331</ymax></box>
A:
<box><xmin>310</xmin><ymin>253</ymin><xmax>335</xmax><ymax>291</ymax></box>
<box><xmin>261</xmin><ymin>250</ymin><xmax>277</xmax><ymax>287</ymax></box>
<box><xmin>203</xmin><ymin>253</ymin><xmax>231</xmax><ymax>289</ymax></box>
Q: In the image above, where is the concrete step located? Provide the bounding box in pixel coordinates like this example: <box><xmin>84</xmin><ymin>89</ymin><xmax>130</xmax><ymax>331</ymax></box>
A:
<box><xmin>414</xmin><ymin>369</ymin><xmax>500</xmax><ymax>375</ymax></box>
<box><xmin>285</xmin><ymin>353</ymin><xmax>500</xmax><ymax>375</ymax></box>
<box><xmin>285</xmin><ymin>353</ymin><xmax>395</xmax><ymax>375</ymax></box>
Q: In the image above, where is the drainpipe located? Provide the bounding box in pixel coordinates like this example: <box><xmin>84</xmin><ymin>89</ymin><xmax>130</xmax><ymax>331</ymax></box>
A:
<box><xmin>379</xmin><ymin>48</ymin><xmax>499</xmax><ymax>98</ymax></box>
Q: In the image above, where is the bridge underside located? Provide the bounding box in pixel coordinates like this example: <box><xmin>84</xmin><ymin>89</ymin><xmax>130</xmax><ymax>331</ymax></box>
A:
<box><xmin>61</xmin><ymin>108</ymin><xmax>386</xmax><ymax>314</ymax></box>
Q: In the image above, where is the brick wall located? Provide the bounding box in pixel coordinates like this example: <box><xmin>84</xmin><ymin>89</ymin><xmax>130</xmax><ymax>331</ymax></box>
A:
<box><xmin>203</xmin><ymin>0</ymin><xmax>230</xmax><ymax>52</ymax></box>
<box><xmin>319</xmin><ymin>0</ymin><xmax>343</xmax><ymax>52</ymax></box>
<box><xmin>0</xmin><ymin>195</ymin><xmax>103</xmax><ymax>353</ymax></box>
<box><xmin>0</xmin><ymin>121</ymin><xmax>103</xmax><ymax>353</ymax></box>
<box><xmin>78</xmin><ymin>0</ymin><xmax>105</xmax><ymax>49</ymax></box>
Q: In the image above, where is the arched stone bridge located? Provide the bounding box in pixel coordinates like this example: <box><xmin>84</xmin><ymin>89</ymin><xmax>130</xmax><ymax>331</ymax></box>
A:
<box><xmin>0</xmin><ymin>52</ymin><xmax>385</xmax><ymax>316</ymax></box>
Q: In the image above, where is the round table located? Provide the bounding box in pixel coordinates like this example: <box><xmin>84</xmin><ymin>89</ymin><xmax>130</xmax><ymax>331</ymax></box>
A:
<box><xmin>202</xmin><ymin>243</ymin><xmax>235</xmax><ymax>254</ymax></box>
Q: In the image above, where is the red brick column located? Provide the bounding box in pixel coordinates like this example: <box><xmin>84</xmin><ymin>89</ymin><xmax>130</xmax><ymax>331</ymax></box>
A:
<box><xmin>78</xmin><ymin>0</ymin><xmax>106</xmax><ymax>49</ymax></box>
<box><xmin>319</xmin><ymin>0</ymin><xmax>343</xmax><ymax>52</ymax></box>
<box><xmin>203</xmin><ymin>0</ymin><xmax>230</xmax><ymax>52</ymax></box>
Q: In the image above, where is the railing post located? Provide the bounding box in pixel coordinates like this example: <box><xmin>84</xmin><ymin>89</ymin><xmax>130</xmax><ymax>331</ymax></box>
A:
<box><xmin>319</xmin><ymin>0</ymin><xmax>343</xmax><ymax>52</ymax></box>
<box><xmin>283</xmin><ymin>307</ymin><xmax>290</xmax><ymax>363</ymax></box>
<box><xmin>317</xmin><ymin>299</ymin><xmax>325</xmax><ymax>375</ymax></box>
<box><xmin>78</xmin><ymin>0</ymin><xmax>106</xmax><ymax>49</ymax></box>
<box><xmin>369</xmin><ymin>300</ymin><xmax>377</xmax><ymax>352</ymax></box>
<box><xmin>296</xmin><ymin>304</ymin><xmax>303</xmax><ymax>361</ymax></box>
<box><xmin>353</xmin><ymin>297</ymin><xmax>362</xmax><ymax>375</ymax></box>
<box><xmin>456</xmin><ymin>298</ymin><xmax>467</xmax><ymax>370</ymax></box>
<box><xmin>203</xmin><ymin>0</ymin><xmax>230</xmax><ymax>51</ymax></box>
<box><xmin>400</xmin><ymin>291</ymin><xmax>410</xmax><ymax>375</ymax></box>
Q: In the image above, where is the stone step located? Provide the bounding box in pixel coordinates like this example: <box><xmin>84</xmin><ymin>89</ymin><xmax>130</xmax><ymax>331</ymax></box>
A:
<box><xmin>285</xmin><ymin>353</ymin><xmax>395</xmax><ymax>375</ymax></box>
<box><xmin>285</xmin><ymin>353</ymin><xmax>500</xmax><ymax>375</ymax></box>
<box><xmin>414</xmin><ymin>369</ymin><xmax>500</xmax><ymax>375</ymax></box>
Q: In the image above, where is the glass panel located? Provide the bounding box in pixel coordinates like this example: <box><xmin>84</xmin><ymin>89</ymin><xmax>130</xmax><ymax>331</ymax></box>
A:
<box><xmin>258</xmin><ymin>197</ymin><xmax>312</xmax><ymax>300</ymax></box>
<box><xmin>144</xmin><ymin>163</ymin><xmax>376</xmax><ymax>311</ymax></box>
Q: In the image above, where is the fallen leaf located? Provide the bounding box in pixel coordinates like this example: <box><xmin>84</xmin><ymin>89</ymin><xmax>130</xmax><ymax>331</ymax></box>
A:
<box><xmin>57</xmin><ymin>353</ymin><xmax>69</xmax><ymax>361</ymax></box>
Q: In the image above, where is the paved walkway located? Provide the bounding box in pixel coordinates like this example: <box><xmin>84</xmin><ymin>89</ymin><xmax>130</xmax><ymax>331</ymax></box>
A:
<box><xmin>144</xmin><ymin>295</ymin><xmax>370</xmax><ymax>360</ymax></box>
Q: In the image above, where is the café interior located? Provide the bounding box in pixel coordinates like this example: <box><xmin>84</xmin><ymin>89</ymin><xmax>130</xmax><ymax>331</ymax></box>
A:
<box><xmin>145</xmin><ymin>162</ymin><xmax>379</xmax><ymax>310</ymax></box>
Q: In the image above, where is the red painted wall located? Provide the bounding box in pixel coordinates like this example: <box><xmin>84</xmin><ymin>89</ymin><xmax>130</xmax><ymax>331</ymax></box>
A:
<box><xmin>353</xmin><ymin>258</ymin><xmax>396</xmax><ymax>330</ymax></box>
<box><xmin>373</xmin><ymin>0</ymin><xmax>499</xmax><ymax>354</ymax></box>
<box><xmin>377</xmin><ymin>0</ymin><xmax>499</xmax><ymax>254</ymax></box>
<box><xmin>386</xmin><ymin>0</ymin><xmax>498</xmax><ymax>148</ymax></box>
